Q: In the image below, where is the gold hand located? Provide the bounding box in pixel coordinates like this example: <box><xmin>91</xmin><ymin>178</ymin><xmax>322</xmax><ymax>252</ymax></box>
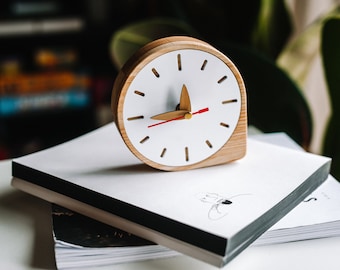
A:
<box><xmin>150</xmin><ymin>85</ymin><xmax>191</xmax><ymax>121</ymax></box>
<box><xmin>179</xmin><ymin>84</ymin><xmax>191</xmax><ymax>111</ymax></box>
<box><xmin>148</xmin><ymin>108</ymin><xmax>208</xmax><ymax>128</ymax></box>
<box><xmin>150</xmin><ymin>110</ymin><xmax>189</xmax><ymax>120</ymax></box>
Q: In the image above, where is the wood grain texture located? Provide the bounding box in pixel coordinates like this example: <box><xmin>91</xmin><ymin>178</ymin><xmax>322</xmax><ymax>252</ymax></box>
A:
<box><xmin>111</xmin><ymin>36</ymin><xmax>247</xmax><ymax>171</ymax></box>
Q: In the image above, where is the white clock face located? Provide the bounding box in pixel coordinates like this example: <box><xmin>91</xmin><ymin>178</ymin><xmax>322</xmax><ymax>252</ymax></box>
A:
<box><xmin>120</xmin><ymin>49</ymin><xmax>242</xmax><ymax>167</ymax></box>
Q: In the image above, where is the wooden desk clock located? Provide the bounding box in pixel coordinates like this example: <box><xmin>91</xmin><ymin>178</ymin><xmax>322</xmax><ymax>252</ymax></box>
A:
<box><xmin>111</xmin><ymin>36</ymin><xmax>247</xmax><ymax>171</ymax></box>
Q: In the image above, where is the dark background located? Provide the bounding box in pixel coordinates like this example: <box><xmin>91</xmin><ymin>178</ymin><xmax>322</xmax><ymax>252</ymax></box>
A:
<box><xmin>0</xmin><ymin>0</ymin><xmax>306</xmax><ymax>161</ymax></box>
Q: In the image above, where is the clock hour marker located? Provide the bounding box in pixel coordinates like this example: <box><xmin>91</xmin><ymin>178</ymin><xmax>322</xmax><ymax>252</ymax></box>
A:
<box><xmin>185</xmin><ymin>147</ymin><xmax>189</xmax><ymax>162</ymax></box>
<box><xmin>177</xmin><ymin>54</ymin><xmax>182</xmax><ymax>71</ymax></box>
<box><xmin>160</xmin><ymin>148</ymin><xmax>167</xmax><ymax>158</ymax></box>
<box><xmin>205</xmin><ymin>140</ymin><xmax>213</xmax><ymax>148</ymax></box>
<box><xmin>201</xmin><ymin>59</ymin><xmax>208</xmax><ymax>70</ymax></box>
<box><xmin>220</xmin><ymin>122</ymin><xmax>230</xmax><ymax>128</ymax></box>
<box><xmin>139</xmin><ymin>136</ymin><xmax>150</xmax><ymax>144</ymax></box>
<box><xmin>127</xmin><ymin>115</ymin><xmax>144</xmax><ymax>121</ymax></box>
<box><xmin>217</xmin><ymin>75</ymin><xmax>227</xmax><ymax>84</ymax></box>
<box><xmin>152</xmin><ymin>68</ymin><xmax>160</xmax><ymax>78</ymax></box>
<box><xmin>222</xmin><ymin>99</ymin><xmax>238</xmax><ymax>104</ymax></box>
<box><xmin>134</xmin><ymin>90</ymin><xmax>145</xmax><ymax>97</ymax></box>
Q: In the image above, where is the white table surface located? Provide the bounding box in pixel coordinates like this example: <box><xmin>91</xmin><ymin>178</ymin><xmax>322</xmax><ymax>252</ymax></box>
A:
<box><xmin>1</xmin><ymin>158</ymin><xmax>340</xmax><ymax>270</ymax></box>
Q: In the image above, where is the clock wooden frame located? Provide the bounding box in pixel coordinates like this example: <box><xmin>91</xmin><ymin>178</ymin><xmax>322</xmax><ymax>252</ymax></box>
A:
<box><xmin>111</xmin><ymin>36</ymin><xmax>247</xmax><ymax>171</ymax></box>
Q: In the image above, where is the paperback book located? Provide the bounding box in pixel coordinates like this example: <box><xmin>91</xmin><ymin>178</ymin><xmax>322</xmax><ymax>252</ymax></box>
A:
<box><xmin>51</xmin><ymin>133</ymin><xmax>340</xmax><ymax>269</ymax></box>
<box><xmin>11</xmin><ymin>123</ymin><xmax>331</xmax><ymax>267</ymax></box>
<box><xmin>52</xmin><ymin>174</ymin><xmax>340</xmax><ymax>269</ymax></box>
<box><xmin>52</xmin><ymin>204</ymin><xmax>180</xmax><ymax>269</ymax></box>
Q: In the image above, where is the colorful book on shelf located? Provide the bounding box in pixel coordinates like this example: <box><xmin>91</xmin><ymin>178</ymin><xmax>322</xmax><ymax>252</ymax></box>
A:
<box><xmin>11</xmin><ymin>123</ymin><xmax>331</xmax><ymax>267</ymax></box>
<box><xmin>0</xmin><ymin>90</ymin><xmax>90</xmax><ymax>115</ymax></box>
<box><xmin>0</xmin><ymin>71</ymin><xmax>91</xmax><ymax>115</ymax></box>
<box><xmin>0</xmin><ymin>72</ymin><xmax>90</xmax><ymax>95</ymax></box>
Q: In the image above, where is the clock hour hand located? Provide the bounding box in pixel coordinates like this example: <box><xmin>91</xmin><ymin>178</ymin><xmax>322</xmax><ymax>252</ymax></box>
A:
<box><xmin>150</xmin><ymin>110</ymin><xmax>189</xmax><ymax>121</ymax></box>
<box><xmin>179</xmin><ymin>84</ymin><xmax>191</xmax><ymax>111</ymax></box>
<box><xmin>148</xmin><ymin>107</ymin><xmax>209</xmax><ymax>128</ymax></box>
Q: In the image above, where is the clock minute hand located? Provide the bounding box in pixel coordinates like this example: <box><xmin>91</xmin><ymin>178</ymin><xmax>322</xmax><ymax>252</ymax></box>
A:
<box><xmin>179</xmin><ymin>84</ymin><xmax>191</xmax><ymax>111</ymax></box>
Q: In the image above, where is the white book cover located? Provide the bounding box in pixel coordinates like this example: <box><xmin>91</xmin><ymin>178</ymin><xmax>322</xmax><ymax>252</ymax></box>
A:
<box><xmin>11</xmin><ymin>123</ymin><xmax>331</xmax><ymax>267</ymax></box>
<box><xmin>250</xmin><ymin>133</ymin><xmax>340</xmax><ymax>244</ymax></box>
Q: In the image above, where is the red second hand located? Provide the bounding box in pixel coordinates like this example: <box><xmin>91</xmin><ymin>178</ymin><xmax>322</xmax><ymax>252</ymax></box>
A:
<box><xmin>148</xmin><ymin>107</ymin><xmax>209</xmax><ymax>128</ymax></box>
<box><xmin>192</xmin><ymin>107</ymin><xmax>209</xmax><ymax>115</ymax></box>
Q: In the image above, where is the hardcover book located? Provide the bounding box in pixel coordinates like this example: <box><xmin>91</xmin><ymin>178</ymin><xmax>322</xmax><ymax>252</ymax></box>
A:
<box><xmin>11</xmin><ymin>123</ymin><xmax>331</xmax><ymax>267</ymax></box>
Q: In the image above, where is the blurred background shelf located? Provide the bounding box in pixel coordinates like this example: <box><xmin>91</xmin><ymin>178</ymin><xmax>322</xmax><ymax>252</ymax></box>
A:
<box><xmin>0</xmin><ymin>0</ymin><xmax>117</xmax><ymax>159</ymax></box>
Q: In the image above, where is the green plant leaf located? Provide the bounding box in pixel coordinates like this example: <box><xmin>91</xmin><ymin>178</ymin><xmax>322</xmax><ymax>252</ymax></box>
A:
<box><xmin>109</xmin><ymin>18</ymin><xmax>198</xmax><ymax>69</ymax></box>
<box><xmin>321</xmin><ymin>16</ymin><xmax>340</xmax><ymax>179</ymax></box>
<box><xmin>277</xmin><ymin>7</ymin><xmax>340</xmax><ymax>90</ymax></box>
<box><xmin>252</xmin><ymin>0</ymin><xmax>292</xmax><ymax>59</ymax></box>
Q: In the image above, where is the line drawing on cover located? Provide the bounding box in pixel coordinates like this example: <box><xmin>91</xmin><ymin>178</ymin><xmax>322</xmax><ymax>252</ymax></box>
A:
<box><xmin>196</xmin><ymin>192</ymin><xmax>252</xmax><ymax>220</ymax></box>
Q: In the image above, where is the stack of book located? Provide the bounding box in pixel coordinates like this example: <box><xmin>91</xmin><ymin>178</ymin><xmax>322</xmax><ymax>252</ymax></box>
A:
<box><xmin>52</xmin><ymin>174</ymin><xmax>340</xmax><ymax>269</ymax></box>
<box><xmin>11</xmin><ymin>124</ymin><xmax>333</xmax><ymax>268</ymax></box>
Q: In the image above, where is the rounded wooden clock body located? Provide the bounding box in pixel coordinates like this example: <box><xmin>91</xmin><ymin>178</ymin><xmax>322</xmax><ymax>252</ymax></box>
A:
<box><xmin>112</xmin><ymin>36</ymin><xmax>247</xmax><ymax>171</ymax></box>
